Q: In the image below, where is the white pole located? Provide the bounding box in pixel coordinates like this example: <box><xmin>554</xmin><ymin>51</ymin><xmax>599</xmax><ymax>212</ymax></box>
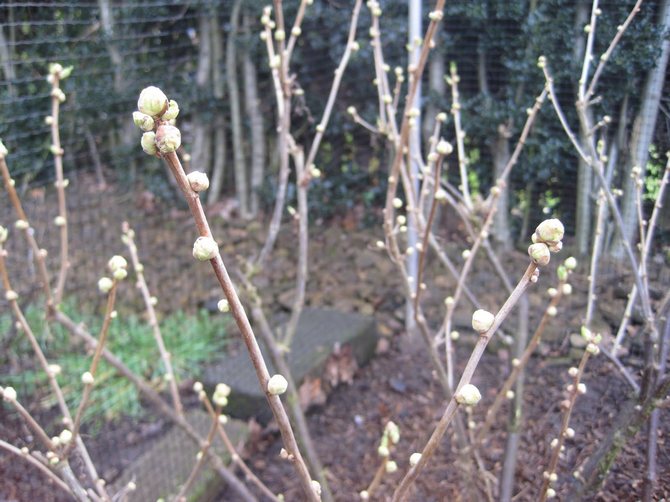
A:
<box><xmin>406</xmin><ymin>0</ymin><xmax>421</xmax><ymax>336</ymax></box>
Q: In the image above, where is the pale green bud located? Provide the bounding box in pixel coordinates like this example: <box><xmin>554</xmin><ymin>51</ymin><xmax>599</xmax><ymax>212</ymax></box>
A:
<box><xmin>162</xmin><ymin>100</ymin><xmax>180</xmax><ymax>121</ymax></box>
<box><xmin>137</xmin><ymin>86</ymin><xmax>169</xmax><ymax>117</ymax></box>
<box><xmin>113</xmin><ymin>268</ymin><xmax>127</xmax><ymax>281</ymax></box>
<box><xmin>2</xmin><ymin>386</ymin><xmax>17</xmax><ymax>401</ymax></box>
<box><xmin>535</xmin><ymin>218</ymin><xmax>564</xmax><ymax>244</ymax></box>
<box><xmin>217</xmin><ymin>299</ymin><xmax>230</xmax><ymax>313</ymax></box>
<box><xmin>192</xmin><ymin>236</ymin><xmax>218</xmax><ymax>261</ymax></box>
<box><xmin>0</xmin><ymin>226</ymin><xmax>8</xmax><ymax>243</ymax></box>
<box><xmin>155</xmin><ymin>125</ymin><xmax>181</xmax><ymax>154</ymax></box>
<box><xmin>98</xmin><ymin>277</ymin><xmax>114</xmax><ymax>294</ymax></box>
<box><xmin>133</xmin><ymin>111</ymin><xmax>155</xmax><ymax>132</ymax></box>
<box><xmin>81</xmin><ymin>372</ymin><xmax>95</xmax><ymax>385</ymax></box>
<box><xmin>187</xmin><ymin>171</ymin><xmax>210</xmax><ymax>192</ymax></box>
<box><xmin>436</xmin><ymin>139</ymin><xmax>453</xmax><ymax>155</ymax></box>
<box><xmin>472</xmin><ymin>309</ymin><xmax>494</xmax><ymax>333</ymax></box>
<box><xmin>0</xmin><ymin>138</ymin><xmax>8</xmax><ymax>158</ymax></box>
<box><xmin>455</xmin><ymin>383</ymin><xmax>481</xmax><ymax>405</ymax></box>
<box><xmin>385</xmin><ymin>460</ymin><xmax>398</xmax><ymax>473</ymax></box>
<box><xmin>267</xmin><ymin>374</ymin><xmax>288</xmax><ymax>395</ymax></box>
<box><xmin>528</xmin><ymin>242</ymin><xmax>551</xmax><ymax>266</ymax></box>
<box><xmin>108</xmin><ymin>255</ymin><xmax>128</xmax><ymax>273</ymax></box>
<box><xmin>409</xmin><ymin>452</ymin><xmax>422</xmax><ymax>466</ymax></box>
<box><xmin>141</xmin><ymin>132</ymin><xmax>157</xmax><ymax>155</ymax></box>
<box><xmin>564</xmin><ymin>256</ymin><xmax>577</xmax><ymax>270</ymax></box>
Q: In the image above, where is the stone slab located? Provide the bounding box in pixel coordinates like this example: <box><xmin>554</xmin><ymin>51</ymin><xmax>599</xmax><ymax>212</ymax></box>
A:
<box><xmin>202</xmin><ymin>307</ymin><xmax>378</xmax><ymax>421</ymax></box>
<box><xmin>109</xmin><ymin>409</ymin><xmax>247</xmax><ymax>502</ymax></box>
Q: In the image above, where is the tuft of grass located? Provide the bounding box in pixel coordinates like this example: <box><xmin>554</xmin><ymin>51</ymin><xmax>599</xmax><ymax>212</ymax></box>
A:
<box><xmin>1</xmin><ymin>300</ymin><xmax>227</xmax><ymax>429</ymax></box>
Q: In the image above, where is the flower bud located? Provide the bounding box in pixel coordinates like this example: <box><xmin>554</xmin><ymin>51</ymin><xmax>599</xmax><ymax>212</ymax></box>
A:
<box><xmin>98</xmin><ymin>277</ymin><xmax>114</xmax><ymax>294</ymax></box>
<box><xmin>81</xmin><ymin>372</ymin><xmax>95</xmax><ymax>385</ymax></box>
<box><xmin>54</xmin><ymin>216</ymin><xmax>66</xmax><ymax>227</ymax></box>
<box><xmin>192</xmin><ymin>236</ymin><xmax>219</xmax><ymax>261</ymax></box>
<box><xmin>360</xmin><ymin>490</ymin><xmax>370</xmax><ymax>500</ymax></box>
<box><xmin>3</xmin><ymin>386</ymin><xmax>17</xmax><ymax>401</ymax></box>
<box><xmin>59</xmin><ymin>429</ymin><xmax>73</xmax><ymax>444</ymax></box>
<box><xmin>564</xmin><ymin>256</ymin><xmax>577</xmax><ymax>270</ymax></box>
<box><xmin>187</xmin><ymin>171</ymin><xmax>210</xmax><ymax>192</ymax></box>
<box><xmin>471</xmin><ymin>309</ymin><xmax>494</xmax><ymax>333</ymax></box>
<box><xmin>212</xmin><ymin>383</ymin><xmax>230</xmax><ymax>408</ymax></box>
<box><xmin>141</xmin><ymin>132</ymin><xmax>157</xmax><ymax>155</ymax></box>
<box><xmin>0</xmin><ymin>139</ymin><xmax>8</xmax><ymax>158</ymax></box>
<box><xmin>436</xmin><ymin>139</ymin><xmax>453</xmax><ymax>155</ymax></box>
<box><xmin>49</xmin><ymin>63</ymin><xmax>63</xmax><ymax>76</ymax></box>
<box><xmin>455</xmin><ymin>383</ymin><xmax>482</xmax><ymax>405</ymax></box>
<box><xmin>0</xmin><ymin>226</ymin><xmax>8</xmax><ymax>243</ymax></box>
<box><xmin>392</xmin><ymin>198</ymin><xmax>403</xmax><ymax>209</ymax></box>
<box><xmin>193</xmin><ymin>381</ymin><xmax>203</xmax><ymax>393</ymax></box>
<box><xmin>108</xmin><ymin>255</ymin><xmax>128</xmax><ymax>273</ymax></box>
<box><xmin>5</xmin><ymin>290</ymin><xmax>18</xmax><ymax>301</ymax></box>
<box><xmin>385</xmin><ymin>460</ymin><xmax>398</xmax><ymax>473</ymax></box>
<box><xmin>291</xmin><ymin>26</ymin><xmax>302</xmax><ymax>37</ymax></box>
<box><xmin>347</xmin><ymin>106</ymin><xmax>356</xmax><ymax>115</ymax></box>
<box><xmin>377</xmin><ymin>445</ymin><xmax>390</xmax><ymax>457</ymax></box>
<box><xmin>409</xmin><ymin>452</ymin><xmax>422</xmax><ymax>466</ymax></box>
<box><xmin>155</xmin><ymin>125</ymin><xmax>181</xmax><ymax>154</ymax></box>
<box><xmin>267</xmin><ymin>374</ymin><xmax>288</xmax><ymax>395</ymax></box>
<box><xmin>133</xmin><ymin>111</ymin><xmax>155</xmax><ymax>132</ymax></box>
<box><xmin>562</xmin><ymin>284</ymin><xmax>572</xmax><ymax>295</ymax></box>
<box><xmin>113</xmin><ymin>268</ymin><xmax>128</xmax><ymax>281</ymax></box>
<box><xmin>385</xmin><ymin>421</ymin><xmax>400</xmax><ymax>444</ymax></box>
<box><xmin>48</xmin><ymin>364</ymin><xmax>62</xmax><ymax>376</ymax></box>
<box><xmin>137</xmin><ymin>86</ymin><xmax>169</xmax><ymax>117</ymax></box>
<box><xmin>217</xmin><ymin>299</ymin><xmax>230</xmax><ymax>313</ymax></box>
<box><xmin>162</xmin><ymin>100</ymin><xmax>180</xmax><ymax>121</ymax></box>
<box><xmin>528</xmin><ymin>243</ymin><xmax>551</xmax><ymax>266</ymax></box>
<box><xmin>310</xmin><ymin>480</ymin><xmax>321</xmax><ymax>497</ymax></box>
<box><xmin>557</xmin><ymin>265</ymin><xmax>568</xmax><ymax>282</ymax></box>
<box><xmin>535</xmin><ymin>218</ymin><xmax>564</xmax><ymax>244</ymax></box>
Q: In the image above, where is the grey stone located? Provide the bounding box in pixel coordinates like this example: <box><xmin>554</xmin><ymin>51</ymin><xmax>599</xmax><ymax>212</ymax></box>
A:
<box><xmin>109</xmin><ymin>409</ymin><xmax>247</xmax><ymax>502</ymax></box>
<box><xmin>202</xmin><ymin>308</ymin><xmax>378</xmax><ymax>421</ymax></box>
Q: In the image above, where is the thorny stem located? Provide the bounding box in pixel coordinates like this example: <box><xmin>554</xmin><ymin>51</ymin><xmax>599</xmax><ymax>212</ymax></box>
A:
<box><xmin>392</xmin><ymin>262</ymin><xmax>539</xmax><ymax>501</ymax></box>
<box><xmin>161</xmin><ymin>151</ymin><xmax>318</xmax><ymax>502</ymax></box>
<box><xmin>0</xmin><ymin>440</ymin><xmax>72</xmax><ymax>495</ymax></box>
<box><xmin>49</xmin><ymin>71</ymin><xmax>69</xmax><ymax>305</ymax></box>
<box><xmin>63</xmin><ymin>279</ymin><xmax>119</xmax><ymax>460</ymax></box>
<box><xmin>122</xmin><ymin>224</ymin><xmax>183</xmax><ymax>416</ymax></box>
<box><xmin>538</xmin><ymin>349</ymin><xmax>591</xmax><ymax>502</ymax></box>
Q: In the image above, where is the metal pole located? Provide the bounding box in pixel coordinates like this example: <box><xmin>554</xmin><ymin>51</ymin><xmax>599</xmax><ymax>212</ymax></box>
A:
<box><xmin>406</xmin><ymin>0</ymin><xmax>421</xmax><ymax>336</ymax></box>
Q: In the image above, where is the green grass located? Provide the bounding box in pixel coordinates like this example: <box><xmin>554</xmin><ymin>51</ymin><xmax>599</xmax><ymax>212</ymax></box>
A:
<box><xmin>1</xmin><ymin>300</ymin><xmax>228</xmax><ymax>428</ymax></box>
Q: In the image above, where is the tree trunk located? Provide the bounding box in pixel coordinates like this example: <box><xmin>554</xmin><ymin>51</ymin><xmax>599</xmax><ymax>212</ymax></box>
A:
<box><xmin>611</xmin><ymin>0</ymin><xmax>670</xmax><ymax>258</ymax></box>
<box><xmin>574</xmin><ymin>0</ymin><xmax>592</xmax><ymax>255</ymax></box>
<box><xmin>0</xmin><ymin>25</ymin><xmax>16</xmax><ymax>98</ymax></box>
<box><xmin>422</xmin><ymin>53</ymin><xmax>446</xmax><ymax>143</ymax></box>
<box><xmin>226</xmin><ymin>0</ymin><xmax>249</xmax><ymax>218</ymax></box>
<box><xmin>207</xmin><ymin>12</ymin><xmax>226</xmax><ymax>205</ymax></box>
<box><xmin>243</xmin><ymin>18</ymin><xmax>265</xmax><ymax>218</ymax></box>
<box><xmin>191</xmin><ymin>12</ymin><xmax>213</xmax><ymax>178</ymax></box>
<box><xmin>492</xmin><ymin>123</ymin><xmax>513</xmax><ymax>250</ymax></box>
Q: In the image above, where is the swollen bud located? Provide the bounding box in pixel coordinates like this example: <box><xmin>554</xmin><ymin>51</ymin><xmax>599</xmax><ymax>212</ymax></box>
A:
<box><xmin>187</xmin><ymin>171</ymin><xmax>210</xmax><ymax>192</ymax></box>
<box><xmin>162</xmin><ymin>100</ymin><xmax>180</xmax><ymax>121</ymax></box>
<box><xmin>0</xmin><ymin>226</ymin><xmax>8</xmax><ymax>243</ymax></box>
<box><xmin>471</xmin><ymin>309</ymin><xmax>494</xmax><ymax>333</ymax></box>
<box><xmin>155</xmin><ymin>125</ymin><xmax>181</xmax><ymax>154</ymax></box>
<box><xmin>141</xmin><ymin>132</ymin><xmax>157</xmax><ymax>155</ymax></box>
<box><xmin>528</xmin><ymin>242</ymin><xmax>551</xmax><ymax>266</ymax></box>
<box><xmin>133</xmin><ymin>111</ymin><xmax>155</xmax><ymax>132</ymax></box>
<box><xmin>535</xmin><ymin>219</ymin><xmax>564</xmax><ymax>245</ymax></box>
<box><xmin>137</xmin><ymin>86</ymin><xmax>169</xmax><ymax>117</ymax></box>
<box><xmin>192</xmin><ymin>236</ymin><xmax>219</xmax><ymax>261</ymax></box>
<box><xmin>455</xmin><ymin>383</ymin><xmax>482</xmax><ymax>405</ymax></box>
<box><xmin>436</xmin><ymin>139</ymin><xmax>453</xmax><ymax>156</ymax></box>
<box><xmin>267</xmin><ymin>374</ymin><xmax>288</xmax><ymax>395</ymax></box>
<box><xmin>98</xmin><ymin>277</ymin><xmax>114</xmax><ymax>294</ymax></box>
<box><xmin>0</xmin><ymin>138</ymin><xmax>8</xmax><ymax>158</ymax></box>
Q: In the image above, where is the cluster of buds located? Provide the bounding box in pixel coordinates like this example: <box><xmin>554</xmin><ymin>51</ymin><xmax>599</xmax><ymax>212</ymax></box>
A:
<box><xmin>133</xmin><ymin>87</ymin><xmax>181</xmax><ymax>156</ymax></box>
<box><xmin>377</xmin><ymin>420</ymin><xmax>400</xmax><ymax>458</ymax></box>
<box><xmin>528</xmin><ymin>218</ymin><xmax>565</xmax><ymax>266</ymax></box>
<box><xmin>212</xmin><ymin>383</ymin><xmax>231</xmax><ymax>408</ymax></box>
<box><xmin>108</xmin><ymin>255</ymin><xmax>128</xmax><ymax>281</ymax></box>
<box><xmin>47</xmin><ymin>63</ymin><xmax>73</xmax><ymax>84</ymax></box>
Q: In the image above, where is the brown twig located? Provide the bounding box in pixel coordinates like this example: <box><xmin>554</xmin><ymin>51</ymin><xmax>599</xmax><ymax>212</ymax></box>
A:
<box><xmin>122</xmin><ymin>224</ymin><xmax>183</xmax><ymax>416</ymax></box>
